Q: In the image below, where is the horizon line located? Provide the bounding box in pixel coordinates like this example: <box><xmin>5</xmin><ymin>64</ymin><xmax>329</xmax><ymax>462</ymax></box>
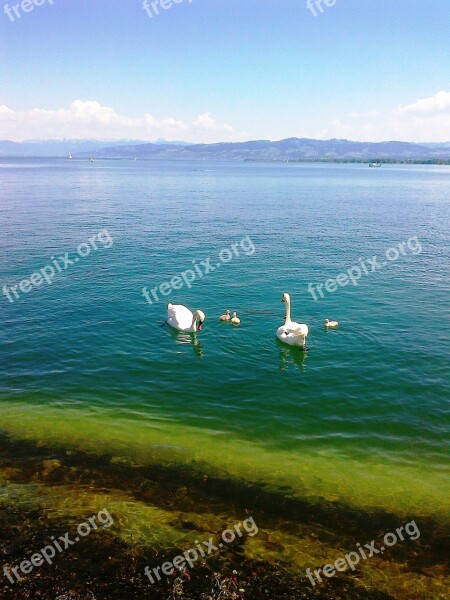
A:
<box><xmin>1</xmin><ymin>136</ymin><xmax>449</xmax><ymax>146</ymax></box>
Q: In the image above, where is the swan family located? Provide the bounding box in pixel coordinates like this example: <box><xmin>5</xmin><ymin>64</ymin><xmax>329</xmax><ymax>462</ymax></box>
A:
<box><xmin>167</xmin><ymin>294</ymin><xmax>339</xmax><ymax>349</ymax></box>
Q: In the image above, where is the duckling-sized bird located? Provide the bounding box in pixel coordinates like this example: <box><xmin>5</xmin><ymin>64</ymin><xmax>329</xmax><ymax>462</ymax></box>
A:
<box><xmin>219</xmin><ymin>309</ymin><xmax>231</xmax><ymax>321</ymax></box>
<box><xmin>231</xmin><ymin>312</ymin><xmax>240</xmax><ymax>325</ymax></box>
<box><xmin>324</xmin><ymin>318</ymin><xmax>339</xmax><ymax>328</ymax></box>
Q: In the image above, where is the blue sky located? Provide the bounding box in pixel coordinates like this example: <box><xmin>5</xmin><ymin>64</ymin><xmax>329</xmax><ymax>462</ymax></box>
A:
<box><xmin>1</xmin><ymin>0</ymin><xmax>449</xmax><ymax>142</ymax></box>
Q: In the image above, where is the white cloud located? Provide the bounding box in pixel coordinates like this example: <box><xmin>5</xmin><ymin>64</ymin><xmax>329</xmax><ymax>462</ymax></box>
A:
<box><xmin>349</xmin><ymin>110</ymin><xmax>380</xmax><ymax>119</ymax></box>
<box><xmin>397</xmin><ymin>90</ymin><xmax>450</xmax><ymax>116</ymax></box>
<box><xmin>0</xmin><ymin>100</ymin><xmax>245</xmax><ymax>143</ymax></box>
<box><xmin>193</xmin><ymin>112</ymin><xmax>234</xmax><ymax>134</ymax></box>
<box><xmin>2</xmin><ymin>93</ymin><xmax>450</xmax><ymax>144</ymax></box>
<box><xmin>314</xmin><ymin>91</ymin><xmax>450</xmax><ymax>143</ymax></box>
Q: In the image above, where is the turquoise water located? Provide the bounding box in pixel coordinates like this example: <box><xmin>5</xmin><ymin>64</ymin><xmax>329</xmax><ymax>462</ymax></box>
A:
<box><xmin>1</xmin><ymin>159</ymin><xmax>449</xmax><ymax>498</ymax></box>
<box><xmin>0</xmin><ymin>160</ymin><xmax>449</xmax><ymax>592</ymax></box>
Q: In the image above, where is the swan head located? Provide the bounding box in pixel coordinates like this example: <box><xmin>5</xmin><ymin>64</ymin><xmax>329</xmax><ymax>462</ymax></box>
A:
<box><xmin>324</xmin><ymin>319</ymin><xmax>329</xmax><ymax>325</ymax></box>
<box><xmin>194</xmin><ymin>310</ymin><xmax>206</xmax><ymax>330</ymax></box>
<box><xmin>281</xmin><ymin>292</ymin><xmax>290</xmax><ymax>303</ymax></box>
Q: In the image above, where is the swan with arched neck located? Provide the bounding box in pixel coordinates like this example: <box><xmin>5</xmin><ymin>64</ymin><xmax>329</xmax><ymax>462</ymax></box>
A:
<box><xmin>167</xmin><ymin>303</ymin><xmax>205</xmax><ymax>333</ymax></box>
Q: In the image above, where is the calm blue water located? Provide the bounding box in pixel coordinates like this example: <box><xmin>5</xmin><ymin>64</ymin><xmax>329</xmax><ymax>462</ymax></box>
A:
<box><xmin>0</xmin><ymin>159</ymin><xmax>449</xmax><ymax>524</ymax></box>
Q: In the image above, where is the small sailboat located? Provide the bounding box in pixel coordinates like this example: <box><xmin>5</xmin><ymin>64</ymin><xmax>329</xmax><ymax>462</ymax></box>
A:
<box><xmin>67</xmin><ymin>152</ymin><xmax>72</xmax><ymax>159</ymax></box>
<box><xmin>89</xmin><ymin>151</ymin><xmax>95</xmax><ymax>162</ymax></box>
<box><xmin>369</xmin><ymin>162</ymin><xmax>381</xmax><ymax>167</ymax></box>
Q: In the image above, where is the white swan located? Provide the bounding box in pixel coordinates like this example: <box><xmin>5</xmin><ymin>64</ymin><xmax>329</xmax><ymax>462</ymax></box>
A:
<box><xmin>276</xmin><ymin>292</ymin><xmax>309</xmax><ymax>349</ymax></box>
<box><xmin>324</xmin><ymin>318</ymin><xmax>339</xmax><ymax>328</ymax></box>
<box><xmin>167</xmin><ymin>303</ymin><xmax>205</xmax><ymax>333</ymax></box>
<box><xmin>231</xmin><ymin>312</ymin><xmax>240</xmax><ymax>325</ymax></box>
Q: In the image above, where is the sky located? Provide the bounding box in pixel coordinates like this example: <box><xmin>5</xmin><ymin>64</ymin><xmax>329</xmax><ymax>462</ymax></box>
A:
<box><xmin>1</xmin><ymin>0</ymin><xmax>449</xmax><ymax>143</ymax></box>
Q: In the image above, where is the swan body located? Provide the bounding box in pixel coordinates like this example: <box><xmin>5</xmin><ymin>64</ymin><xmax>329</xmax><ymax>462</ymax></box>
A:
<box><xmin>219</xmin><ymin>309</ymin><xmax>231</xmax><ymax>321</ymax></box>
<box><xmin>276</xmin><ymin>293</ymin><xmax>308</xmax><ymax>349</ymax></box>
<box><xmin>324</xmin><ymin>319</ymin><xmax>339</xmax><ymax>328</ymax></box>
<box><xmin>231</xmin><ymin>312</ymin><xmax>240</xmax><ymax>325</ymax></box>
<box><xmin>167</xmin><ymin>303</ymin><xmax>205</xmax><ymax>333</ymax></box>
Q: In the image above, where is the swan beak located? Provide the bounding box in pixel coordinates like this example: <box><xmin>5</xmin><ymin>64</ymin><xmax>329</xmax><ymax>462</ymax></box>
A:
<box><xmin>281</xmin><ymin>298</ymin><xmax>285</xmax><ymax>303</ymax></box>
<box><xmin>198</xmin><ymin>323</ymin><xmax>203</xmax><ymax>330</ymax></box>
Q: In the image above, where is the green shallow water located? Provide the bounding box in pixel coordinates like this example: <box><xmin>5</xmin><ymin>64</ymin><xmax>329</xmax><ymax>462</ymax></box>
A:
<box><xmin>0</xmin><ymin>400</ymin><xmax>448</xmax><ymax>522</ymax></box>
<box><xmin>0</xmin><ymin>159</ymin><xmax>449</xmax><ymax>597</ymax></box>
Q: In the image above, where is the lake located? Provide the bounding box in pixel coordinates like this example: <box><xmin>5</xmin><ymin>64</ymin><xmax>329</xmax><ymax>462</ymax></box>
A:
<box><xmin>0</xmin><ymin>158</ymin><xmax>449</xmax><ymax>598</ymax></box>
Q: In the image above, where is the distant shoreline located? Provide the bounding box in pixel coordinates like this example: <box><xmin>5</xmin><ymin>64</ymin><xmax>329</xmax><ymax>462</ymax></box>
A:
<box><xmin>1</xmin><ymin>156</ymin><xmax>449</xmax><ymax>165</ymax></box>
<box><xmin>246</xmin><ymin>158</ymin><xmax>450</xmax><ymax>165</ymax></box>
<box><xmin>2</xmin><ymin>136</ymin><xmax>450</xmax><ymax>163</ymax></box>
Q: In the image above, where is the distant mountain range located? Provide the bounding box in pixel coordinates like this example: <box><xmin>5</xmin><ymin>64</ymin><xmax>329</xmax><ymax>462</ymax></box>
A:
<box><xmin>1</xmin><ymin>137</ymin><xmax>450</xmax><ymax>161</ymax></box>
<box><xmin>0</xmin><ymin>138</ymin><xmax>189</xmax><ymax>157</ymax></box>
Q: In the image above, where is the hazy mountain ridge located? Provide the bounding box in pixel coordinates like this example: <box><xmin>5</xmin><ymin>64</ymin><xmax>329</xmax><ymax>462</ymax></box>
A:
<box><xmin>0</xmin><ymin>139</ymin><xmax>189</xmax><ymax>157</ymax></box>
<box><xmin>1</xmin><ymin>137</ymin><xmax>450</xmax><ymax>160</ymax></box>
<box><xmin>89</xmin><ymin>137</ymin><xmax>450</xmax><ymax>160</ymax></box>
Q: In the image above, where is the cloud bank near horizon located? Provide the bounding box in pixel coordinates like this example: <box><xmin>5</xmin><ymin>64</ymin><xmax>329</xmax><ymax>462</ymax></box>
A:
<box><xmin>0</xmin><ymin>100</ymin><xmax>244</xmax><ymax>144</ymax></box>
<box><xmin>1</xmin><ymin>91</ymin><xmax>449</xmax><ymax>144</ymax></box>
<box><xmin>314</xmin><ymin>91</ymin><xmax>450</xmax><ymax>143</ymax></box>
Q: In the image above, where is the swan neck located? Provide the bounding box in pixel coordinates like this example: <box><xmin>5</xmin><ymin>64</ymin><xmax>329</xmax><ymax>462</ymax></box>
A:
<box><xmin>191</xmin><ymin>312</ymin><xmax>198</xmax><ymax>331</ymax></box>
<box><xmin>285</xmin><ymin>297</ymin><xmax>292</xmax><ymax>323</ymax></box>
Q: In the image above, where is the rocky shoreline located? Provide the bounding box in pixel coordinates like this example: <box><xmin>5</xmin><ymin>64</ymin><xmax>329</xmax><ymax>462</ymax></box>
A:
<box><xmin>0</xmin><ymin>433</ymin><xmax>448</xmax><ymax>599</ymax></box>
